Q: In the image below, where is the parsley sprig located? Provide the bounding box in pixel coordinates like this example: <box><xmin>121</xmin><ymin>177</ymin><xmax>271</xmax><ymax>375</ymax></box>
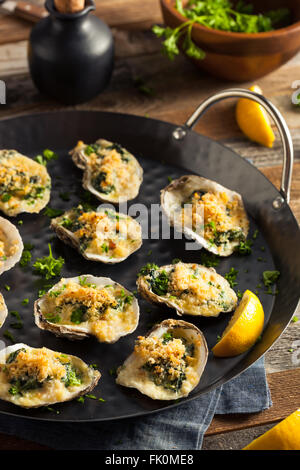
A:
<box><xmin>33</xmin><ymin>244</ymin><xmax>64</xmax><ymax>280</ymax></box>
<box><xmin>153</xmin><ymin>0</ymin><xmax>290</xmax><ymax>61</ymax></box>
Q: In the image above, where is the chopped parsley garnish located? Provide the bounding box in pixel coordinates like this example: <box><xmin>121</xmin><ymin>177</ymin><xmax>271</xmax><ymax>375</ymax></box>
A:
<box><xmin>35</xmin><ymin>149</ymin><xmax>58</xmax><ymax>166</ymax></box>
<box><xmin>33</xmin><ymin>244</ymin><xmax>64</xmax><ymax>280</ymax></box>
<box><xmin>224</xmin><ymin>267</ymin><xmax>238</xmax><ymax>288</ymax></box>
<box><xmin>138</xmin><ymin>263</ymin><xmax>159</xmax><ymax>277</ymax></box>
<box><xmin>78</xmin><ymin>276</ymin><xmax>96</xmax><ymax>288</ymax></box>
<box><xmin>4</xmin><ymin>285</ymin><xmax>11</xmax><ymax>291</ymax></box>
<box><xmin>236</xmin><ymin>239</ymin><xmax>253</xmax><ymax>255</ymax></box>
<box><xmin>237</xmin><ymin>290</ymin><xmax>243</xmax><ymax>300</ymax></box>
<box><xmin>10</xmin><ymin>311</ymin><xmax>23</xmax><ymax>329</ymax></box>
<box><xmin>262</xmin><ymin>270</ymin><xmax>280</xmax><ymax>287</ymax></box>
<box><xmin>101</xmin><ymin>243</ymin><xmax>109</xmax><ymax>253</ymax></box>
<box><xmin>43</xmin><ymin>207</ymin><xmax>64</xmax><ymax>218</ymax></box>
<box><xmin>24</xmin><ymin>242</ymin><xmax>34</xmax><ymax>251</ymax></box>
<box><xmin>3</xmin><ymin>330</ymin><xmax>15</xmax><ymax>343</ymax></box>
<box><xmin>1</xmin><ymin>193</ymin><xmax>11</xmax><ymax>202</ymax></box>
<box><xmin>292</xmin><ymin>316</ymin><xmax>298</xmax><ymax>323</ymax></box>
<box><xmin>45</xmin><ymin>313</ymin><xmax>61</xmax><ymax>323</ymax></box>
<box><xmin>172</xmin><ymin>258</ymin><xmax>181</xmax><ymax>264</ymax></box>
<box><xmin>19</xmin><ymin>249</ymin><xmax>32</xmax><ymax>267</ymax></box>
<box><xmin>62</xmin><ymin>364</ymin><xmax>82</xmax><ymax>388</ymax></box>
<box><xmin>61</xmin><ymin>217</ymin><xmax>73</xmax><ymax>229</ymax></box>
<box><xmin>70</xmin><ymin>305</ymin><xmax>87</xmax><ymax>324</ymax></box>
<box><xmin>150</xmin><ymin>270</ymin><xmax>169</xmax><ymax>296</ymax></box>
<box><xmin>252</xmin><ymin>229</ymin><xmax>259</xmax><ymax>240</ymax></box>
<box><xmin>262</xmin><ymin>270</ymin><xmax>280</xmax><ymax>295</ymax></box>
<box><xmin>162</xmin><ymin>332</ymin><xmax>173</xmax><ymax>344</ymax></box>
<box><xmin>200</xmin><ymin>251</ymin><xmax>220</xmax><ymax>268</ymax></box>
<box><xmin>6</xmin><ymin>348</ymin><xmax>25</xmax><ymax>364</ymax></box>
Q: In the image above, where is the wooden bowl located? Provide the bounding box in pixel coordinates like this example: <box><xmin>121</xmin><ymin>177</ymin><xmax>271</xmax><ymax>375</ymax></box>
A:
<box><xmin>160</xmin><ymin>0</ymin><xmax>300</xmax><ymax>81</ymax></box>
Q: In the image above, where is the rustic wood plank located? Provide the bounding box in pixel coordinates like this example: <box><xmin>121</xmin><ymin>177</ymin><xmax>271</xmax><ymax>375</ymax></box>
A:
<box><xmin>0</xmin><ymin>0</ymin><xmax>162</xmax><ymax>45</ymax></box>
<box><xmin>206</xmin><ymin>368</ymin><xmax>300</xmax><ymax>436</ymax></box>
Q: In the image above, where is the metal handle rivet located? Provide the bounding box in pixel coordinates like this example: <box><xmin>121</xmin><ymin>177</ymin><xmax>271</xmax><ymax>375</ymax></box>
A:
<box><xmin>273</xmin><ymin>196</ymin><xmax>284</xmax><ymax>210</ymax></box>
<box><xmin>173</xmin><ymin>127</ymin><xmax>186</xmax><ymax>140</ymax></box>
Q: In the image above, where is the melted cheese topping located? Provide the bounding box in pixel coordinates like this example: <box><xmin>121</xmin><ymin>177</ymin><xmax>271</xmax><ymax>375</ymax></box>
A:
<box><xmin>0</xmin><ymin>228</ymin><xmax>18</xmax><ymax>268</ymax></box>
<box><xmin>40</xmin><ymin>279</ymin><xmax>137</xmax><ymax>343</ymax></box>
<box><xmin>60</xmin><ymin>208</ymin><xmax>141</xmax><ymax>260</ymax></box>
<box><xmin>181</xmin><ymin>190</ymin><xmax>248</xmax><ymax>254</ymax></box>
<box><xmin>0</xmin><ymin>150</ymin><xmax>51</xmax><ymax>214</ymax></box>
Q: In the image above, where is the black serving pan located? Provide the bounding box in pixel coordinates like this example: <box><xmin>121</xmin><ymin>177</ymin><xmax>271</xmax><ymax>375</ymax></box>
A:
<box><xmin>0</xmin><ymin>88</ymin><xmax>299</xmax><ymax>422</ymax></box>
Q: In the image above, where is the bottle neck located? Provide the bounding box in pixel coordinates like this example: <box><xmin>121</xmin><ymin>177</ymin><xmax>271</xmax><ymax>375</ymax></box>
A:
<box><xmin>45</xmin><ymin>0</ymin><xmax>95</xmax><ymax>21</ymax></box>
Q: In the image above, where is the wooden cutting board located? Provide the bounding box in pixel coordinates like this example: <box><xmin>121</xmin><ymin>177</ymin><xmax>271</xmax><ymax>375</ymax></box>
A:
<box><xmin>0</xmin><ymin>0</ymin><xmax>163</xmax><ymax>44</ymax></box>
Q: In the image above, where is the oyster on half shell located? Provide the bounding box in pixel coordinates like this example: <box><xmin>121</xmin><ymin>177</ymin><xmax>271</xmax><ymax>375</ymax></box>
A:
<box><xmin>161</xmin><ymin>175</ymin><xmax>249</xmax><ymax>256</ymax></box>
<box><xmin>137</xmin><ymin>262</ymin><xmax>237</xmax><ymax>317</ymax></box>
<box><xmin>0</xmin><ymin>216</ymin><xmax>23</xmax><ymax>275</ymax></box>
<box><xmin>0</xmin><ymin>343</ymin><xmax>100</xmax><ymax>408</ymax></box>
<box><xmin>70</xmin><ymin>139</ymin><xmax>143</xmax><ymax>203</ymax></box>
<box><xmin>0</xmin><ymin>150</ymin><xmax>51</xmax><ymax>216</ymax></box>
<box><xmin>51</xmin><ymin>206</ymin><xmax>142</xmax><ymax>264</ymax></box>
<box><xmin>116</xmin><ymin>319</ymin><xmax>208</xmax><ymax>400</ymax></box>
<box><xmin>34</xmin><ymin>275</ymin><xmax>140</xmax><ymax>343</ymax></box>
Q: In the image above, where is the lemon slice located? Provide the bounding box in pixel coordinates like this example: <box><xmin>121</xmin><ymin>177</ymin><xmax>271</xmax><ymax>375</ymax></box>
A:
<box><xmin>243</xmin><ymin>409</ymin><xmax>300</xmax><ymax>450</ymax></box>
<box><xmin>236</xmin><ymin>85</ymin><xmax>275</xmax><ymax>148</ymax></box>
<box><xmin>212</xmin><ymin>290</ymin><xmax>264</xmax><ymax>357</ymax></box>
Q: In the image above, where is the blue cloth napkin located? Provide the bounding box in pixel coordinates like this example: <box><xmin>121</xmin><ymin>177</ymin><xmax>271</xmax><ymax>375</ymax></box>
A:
<box><xmin>0</xmin><ymin>357</ymin><xmax>271</xmax><ymax>450</ymax></box>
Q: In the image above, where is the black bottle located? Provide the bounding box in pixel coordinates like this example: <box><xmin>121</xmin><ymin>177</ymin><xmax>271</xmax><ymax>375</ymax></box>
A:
<box><xmin>28</xmin><ymin>0</ymin><xmax>114</xmax><ymax>104</ymax></box>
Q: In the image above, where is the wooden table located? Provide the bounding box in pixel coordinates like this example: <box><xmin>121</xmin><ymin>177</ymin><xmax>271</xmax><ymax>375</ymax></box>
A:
<box><xmin>0</xmin><ymin>0</ymin><xmax>299</xmax><ymax>451</ymax></box>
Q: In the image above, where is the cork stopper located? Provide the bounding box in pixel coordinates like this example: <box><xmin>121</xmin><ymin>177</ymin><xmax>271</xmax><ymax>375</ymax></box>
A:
<box><xmin>54</xmin><ymin>0</ymin><xmax>85</xmax><ymax>14</ymax></box>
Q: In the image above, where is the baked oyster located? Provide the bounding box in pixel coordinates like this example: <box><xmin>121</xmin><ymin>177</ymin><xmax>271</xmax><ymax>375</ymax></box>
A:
<box><xmin>116</xmin><ymin>319</ymin><xmax>208</xmax><ymax>400</ymax></box>
<box><xmin>51</xmin><ymin>206</ymin><xmax>142</xmax><ymax>263</ymax></box>
<box><xmin>34</xmin><ymin>275</ymin><xmax>140</xmax><ymax>343</ymax></box>
<box><xmin>0</xmin><ymin>293</ymin><xmax>8</xmax><ymax>328</ymax></box>
<box><xmin>137</xmin><ymin>262</ymin><xmax>237</xmax><ymax>317</ymax></box>
<box><xmin>0</xmin><ymin>343</ymin><xmax>100</xmax><ymax>408</ymax></box>
<box><xmin>0</xmin><ymin>150</ymin><xmax>51</xmax><ymax>216</ymax></box>
<box><xmin>0</xmin><ymin>216</ymin><xmax>23</xmax><ymax>275</ymax></box>
<box><xmin>161</xmin><ymin>175</ymin><xmax>249</xmax><ymax>256</ymax></box>
<box><xmin>70</xmin><ymin>139</ymin><xmax>143</xmax><ymax>203</ymax></box>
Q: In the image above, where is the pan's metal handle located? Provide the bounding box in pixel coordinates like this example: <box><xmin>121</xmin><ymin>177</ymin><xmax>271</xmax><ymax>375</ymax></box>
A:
<box><xmin>175</xmin><ymin>88</ymin><xmax>293</xmax><ymax>206</ymax></box>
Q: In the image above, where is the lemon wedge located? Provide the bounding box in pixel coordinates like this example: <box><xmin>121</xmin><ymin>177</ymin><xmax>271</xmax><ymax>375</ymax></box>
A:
<box><xmin>212</xmin><ymin>290</ymin><xmax>264</xmax><ymax>357</ymax></box>
<box><xmin>243</xmin><ymin>409</ymin><xmax>300</xmax><ymax>450</ymax></box>
<box><xmin>236</xmin><ymin>85</ymin><xmax>275</xmax><ymax>148</ymax></box>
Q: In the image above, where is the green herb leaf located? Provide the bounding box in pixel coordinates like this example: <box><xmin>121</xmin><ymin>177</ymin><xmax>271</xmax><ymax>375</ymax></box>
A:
<box><xmin>33</xmin><ymin>244</ymin><xmax>64</xmax><ymax>280</ymax></box>
<box><xmin>224</xmin><ymin>267</ymin><xmax>238</xmax><ymax>288</ymax></box>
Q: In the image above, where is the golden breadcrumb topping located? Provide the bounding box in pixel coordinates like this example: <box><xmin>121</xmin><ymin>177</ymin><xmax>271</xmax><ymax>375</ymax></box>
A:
<box><xmin>4</xmin><ymin>348</ymin><xmax>67</xmax><ymax>383</ymax></box>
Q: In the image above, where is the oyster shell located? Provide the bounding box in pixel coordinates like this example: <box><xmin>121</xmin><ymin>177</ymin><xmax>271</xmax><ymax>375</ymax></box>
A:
<box><xmin>0</xmin><ymin>343</ymin><xmax>100</xmax><ymax>408</ymax></box>
<box><xmin>0</xmin><ymin>293</ymin><xmax>8</xmax><ymax>328</ymax></box>
<box><xmin>137</xmin><ymin>262</ymin><xmax>237</xmax><ymax>317</ymax></box>
<box><xmin>51</xmin><ymin>206</ymin><xmax>142</xmax><ymax>264</ymax></box>
<box><xmin>34</xmin><ymin>275</ymin><xmax>140</xmax><ymax>343</ymax></box>
<box><xmin>0</xmin><ymin>150</ymin><xmax>51</xmax><ymax>216</ymax></box>
<box><xmin>116</xmin><ymin>319</ymin><xmax>208</xmax><ymax>400</ymax></box>
<box><xmin>70</xmin><ymin>139</ymin><xmax>143</xmax><ymax>203</ymax></box>
<box><xmin>0</xmin><ymin>216</ymin><xmax>23</xmax><ymax>275</ymax></box>
<box><xmin>161</xmin><ymin>175</ymin><xmax>249</xmax><ymax>256</ymax></box>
